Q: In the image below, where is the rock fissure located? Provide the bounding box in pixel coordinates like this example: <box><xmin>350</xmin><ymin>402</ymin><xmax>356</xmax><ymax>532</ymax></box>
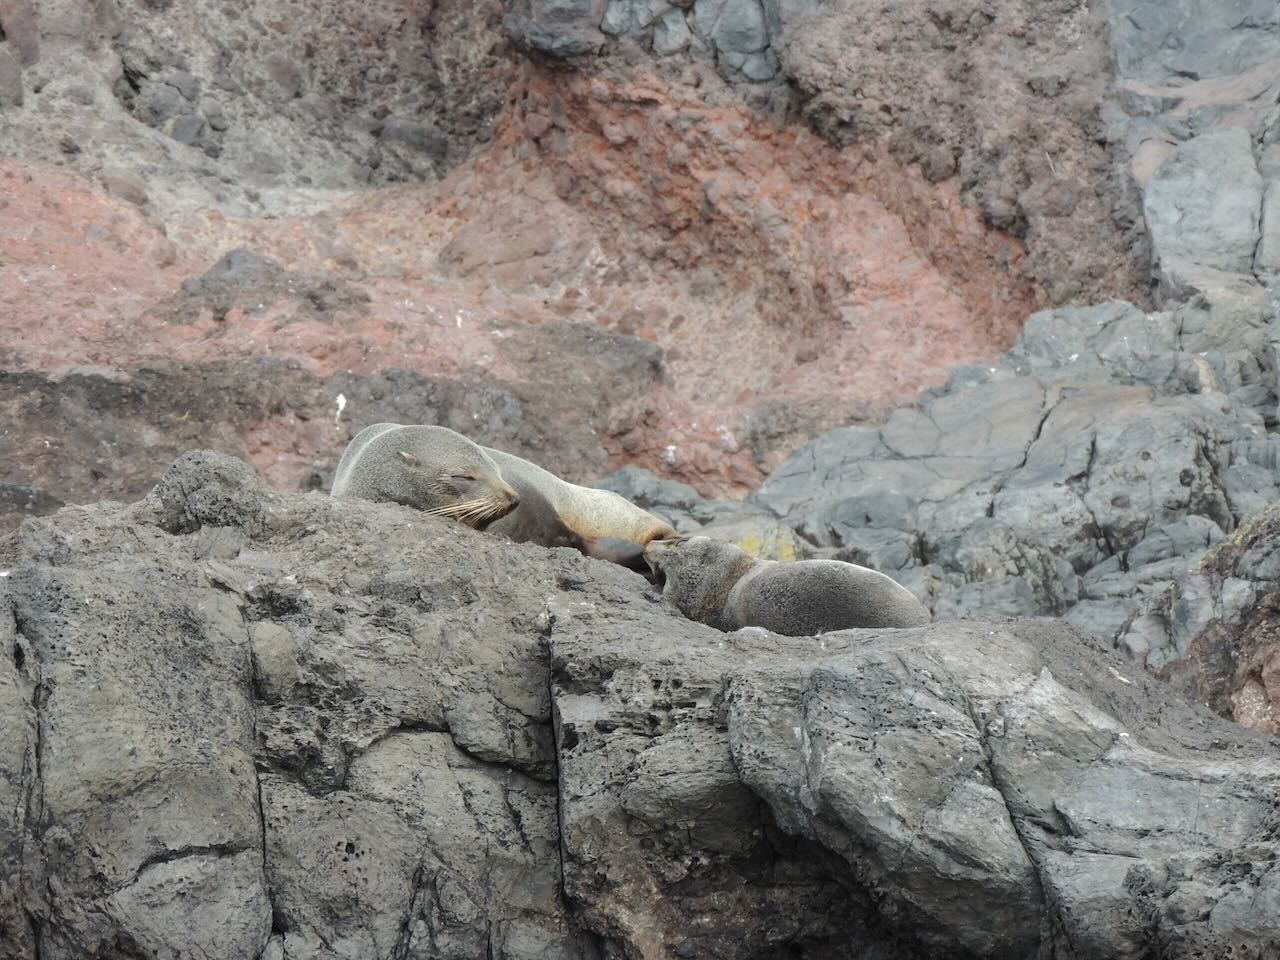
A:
<box><xmin>388</xmin><ymin>860</ymin><xmax>426</xmax><ymax>960</ymax></box>
<box><xmin>129</xmin><ymin>843</ymin><xmax>254</xmax><ymax>886</ymax></box>
<box><xmin>929</xmin><ymin>652</ymin><xmax>1053</xmax><ymax>940</ymax></box>
<box><xmin>546</xmin><ymin>636</ymin><xmax>573</xmax><ymax>936</ymax></box>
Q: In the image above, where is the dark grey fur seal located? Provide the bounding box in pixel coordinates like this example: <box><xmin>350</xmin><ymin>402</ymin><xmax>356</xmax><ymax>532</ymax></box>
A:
<box><xmin>644</xmin><ymin>536</ymin><xmax>931</xmax><ymax>635</ymax></box>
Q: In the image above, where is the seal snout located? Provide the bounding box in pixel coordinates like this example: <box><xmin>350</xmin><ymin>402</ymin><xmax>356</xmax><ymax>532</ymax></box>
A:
<box><xmin>499</xmin><ymin>482</ymin><xmax>521</xmax><ymax>510</ymax></box>
<box><xmin>643</xmin><ymin>537</ymin><xmax>681</xmax><ymax>588</ymax></box>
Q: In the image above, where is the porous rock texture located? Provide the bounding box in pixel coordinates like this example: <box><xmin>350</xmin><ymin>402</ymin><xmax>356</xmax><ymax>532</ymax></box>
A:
<box><xmin>3</xmin><ymin>452</ymin><xmax>1280</xmax><ymax>959</ymax></box>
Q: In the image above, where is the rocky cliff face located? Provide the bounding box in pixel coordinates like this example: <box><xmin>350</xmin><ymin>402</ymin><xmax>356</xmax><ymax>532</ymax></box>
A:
<box><xmin>3</xmin><ymin>452</ymin><xmax>1279</xmax><ymax>959</ymax></box>
<box><xmin>1</xmin><ymin>0</ymin><xmax>1152</xmax><ymax>517</ymax></box>
<box><xmin>5</xmin><ymin>2</ymin><xmax>1280</xmax><ymax>953</ymax></box>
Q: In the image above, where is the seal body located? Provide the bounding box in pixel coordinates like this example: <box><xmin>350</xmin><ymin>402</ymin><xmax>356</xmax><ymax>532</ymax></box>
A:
<box><xmin>332</xmin><ymin>424</ymin><xmax>665</xmax><ymax>572</ymax></box>
<box><xmin>331</xmin><ymin>423</ymin><xmax>519</xmax><ymax>527</ymax></box>
<box><xmin>644</xmin><ymin>536</ymin><xmax>931</xmax><ymax>635</ymax></box>
<box><xmin>483</xmin><ymin>447</ymin><xmax>676</xmax><ymax>545</ymax></box>
<box><xmin>490</xmin><ymin>477</ymin><xmax>651</xmax><ymax>573</ymax></box>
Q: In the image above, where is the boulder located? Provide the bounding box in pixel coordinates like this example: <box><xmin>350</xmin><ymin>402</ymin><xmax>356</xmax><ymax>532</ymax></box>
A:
<box><xmin>1143</xmin><ymin>127</ymin><xmax>1263</xmax><ymax>281</ymax></box>
<box><xmin>3</xmin><ymin>452</ymin><xmax>1279</xmax><ymax>958</ymax></box>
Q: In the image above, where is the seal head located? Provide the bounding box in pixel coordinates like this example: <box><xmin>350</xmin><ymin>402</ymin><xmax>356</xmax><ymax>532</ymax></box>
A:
<box><xmin>331</xmin><ymin>423</ymin><xmax>519</xmax><ymax>527</ymax></box>
<box><xmin>644</xmin><ymin>536</ymin><xmax>755</xmax><ymax>630</ymax></box>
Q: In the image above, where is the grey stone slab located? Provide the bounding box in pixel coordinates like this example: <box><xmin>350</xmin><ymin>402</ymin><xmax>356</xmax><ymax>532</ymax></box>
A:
<box><xmin>1143</xmin><ymin>127</ymin><xmax>1263</xmax><ymax>277</ymax></box>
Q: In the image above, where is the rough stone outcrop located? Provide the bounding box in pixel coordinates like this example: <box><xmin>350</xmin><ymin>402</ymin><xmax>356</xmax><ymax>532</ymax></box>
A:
<box><xmin>2</xmin><ymin>452</ymin><xmax>1280</xmax><ymax>958</ymax></box>
<box><xmin>3</xmin><ymin>452</ymin><xmax>597</xmax><ymax>959</ymax></box>
<box><xmin>1122</xmin><ymin>499</ymin><xmax>1280</xmax><ymax>735</ymax></box>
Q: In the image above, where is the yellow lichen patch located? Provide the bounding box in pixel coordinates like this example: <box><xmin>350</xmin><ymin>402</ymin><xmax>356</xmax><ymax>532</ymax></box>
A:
<box><xmin>713</xmin><ymin>522</ymin><xmax>808</xmax><ymax>562</ymax></box>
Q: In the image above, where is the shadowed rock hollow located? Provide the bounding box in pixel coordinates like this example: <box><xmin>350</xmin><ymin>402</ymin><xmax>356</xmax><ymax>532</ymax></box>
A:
<box><xmin>2</xmin><ymin>452</ymin><xmax>1279</xmax><ymax>958</ymax></box>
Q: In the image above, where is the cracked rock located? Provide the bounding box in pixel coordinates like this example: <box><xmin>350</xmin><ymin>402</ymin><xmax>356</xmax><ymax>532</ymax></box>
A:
<box><xmin>2</xmin><ymin>453</ymin><xmax>1280</xmax><ymax>957</ymax></box>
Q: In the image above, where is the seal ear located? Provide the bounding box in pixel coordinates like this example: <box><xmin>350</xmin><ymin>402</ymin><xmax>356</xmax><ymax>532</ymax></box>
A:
<box><xmin>398</xmin><ymin>450</ymin><xmax>419</xmax><ymax>466</ymax></box>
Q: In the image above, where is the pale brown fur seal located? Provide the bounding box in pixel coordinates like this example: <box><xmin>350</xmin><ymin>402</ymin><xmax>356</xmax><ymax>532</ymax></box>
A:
<box><xmin>644</xmin><ymin>536</ymin><xmax>931</xmax><ymax>635</ymax></box>
<box><xmin>482</xmin><ymin>447</ymin><xmax>676</xmax><ymax>546</ymax></box>
<box><xmin>493</xmin><ymin>478</ymin><xmax>651</xmax><ymax>573</ymax></box>
<box><xmin>331</xmin><ymin>423</ymin><xmax>519</xmax><ymax>527</ymax></box>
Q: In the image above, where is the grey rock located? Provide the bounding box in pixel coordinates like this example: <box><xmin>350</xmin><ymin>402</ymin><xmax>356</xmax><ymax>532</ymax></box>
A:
<box><xmin>0</xmin><ymin>0</ymin><xmax>39</xmax><ymax>66</ymax></box>
<box><xmin>1257</xmin><ymin>180</ymin><xmax>1280</xmax><ymax>280</ymax></box>
<box><xmin>1007</xmin><ymin>300</ymin><xmax>1199</xmax><ymax>393</ymax></box>
<box><xmin>167</xmin><ymin>68</ymin><xmax>199</xmax><ymax>101</ymax></box>
<box><xmin>759</xmin><ymin>0</ymin><xmax>819</xmax><ymax>39</ymax></box>
<box><xmin>651</xmin><ymin>7</ymin><xmax>692</xmax><ymax>54</ymax></box>
<box><xmin>691</xmin><ymin>0</ymin><xmax>769</xmax><ymax>55</ymax></box>
<box><xmin>1118</xmin><ymin>612</ymin><xmax>1168</xmax><ymax>665</ymax></box>
<box><xmin>1166</xmin><ymin>268</ymin><xmax>1267</xmax><ymax>356</ymax></box>
<box><xmin>554</xmin><ymin>596</ymin><xmax>1280</xmax><ymax>959</ymax></box>
<box><xmin>169</xmin><ymin>111</ymin><xmax>207</xmax><ymax>145</ymax></box>
<box><xmin>737</xmin><ymin>47</ymin><xmax>778</xmax><ymax>81</ymax></box>
<box><xmin>378</xmin><ymin>117</ymin><xmax>449</xmax><ymax>161</ymax></box>
<box><xmin>506</xmin><ymin>0</ymin><xmax>607</xmax><ymax>57</ymax></box>
<box><xmin>749</xmin><ymin>288</ymin><xmax>1280</xmax><ymax>651</ymax></box>
<box><xmin>0</xmin><ymin>43</ymin><xmax>21</xmax><ymax>108</ymax></box>
<box><xmin>101</xmin><ymin>167</ymin><xmax>150</xmax><ymax>206</ymax></box>
<box><xmin>6</xmin><ymin>453</ymin><xmax>1280</xmax><ymax>957</ymax></box>
<box><xmin>200</xmin><ymin>97</ymin><xmax>229</xmax><ymax>131</ymax></box>
<box><xmin>1107</xmin><ymin>0</ymin><xmax>1280</xmax><ymax>84</ymax></box>
<box><xmin>601</xmin><ymin>0</ymin><xmax>670</xmax><ymax>35</ymax></box>
<box><xmin>1143</xmin><ymin>127</ymin><xmax>1263</xmax><ymax>279</ymax></box>
<box><xmin>6</xmin><ymin>563</ymin><xmax>270</xmax><ymax>958</ymax></box>
<box><xmin>1123</xmin><ymin>498</ymin><xmax>1280</xmax><ymax>731</ymax></box>
<box><xmin>142</xmin><ymin>81</ymin><xmax>187</xmax><ymax>123</ymax></box>
<box><xmin>1128</xmin><ymin>515</ymin><xmax>1226</xmax><ymax>567</ymax></box>
<box><xmin>5</xmin><ymin>452</ymin><xmax>608</xmax><ymax>957</ymax></box>
<box><xmin>594</xmin><ymin>465</ymin><xmax>790</xmax><ymax>538</ymax></box>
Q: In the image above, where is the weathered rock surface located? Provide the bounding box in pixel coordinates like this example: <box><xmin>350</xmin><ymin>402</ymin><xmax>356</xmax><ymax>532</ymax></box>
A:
<box><xmin>1121</xmin><ymin>499</ymin><xmax>1280</xmax><ymax>736</ymax></box>
<box><xmin>1</xmin><ymin>0</ymin><xmax>1160</xmax><ymax>533</ymax></box>
<box><xmin>2</xmin><ymin>453</ymin><xmax>1280</xmax><ymax>958</ymax></box>
<box><xmin>3</xmin><ymin>452</ymin><xmax>599</xmax><ymax>960</ymax></box>
<box><xmin>744</xmin><ymin>297</ymin><xmax>1277</xmax><ymax>627</ymax></box>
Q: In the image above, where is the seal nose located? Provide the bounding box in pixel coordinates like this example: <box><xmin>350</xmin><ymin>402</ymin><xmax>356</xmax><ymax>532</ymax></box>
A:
<box><xmin>502</xmin><ymin>484</ymin><xmax>520</xmax><ymax>508</ymax></box>
<box><xmin>642</xmin><ymin>539</ymin><xmax>668</xmax><ymax>564</ymax></box>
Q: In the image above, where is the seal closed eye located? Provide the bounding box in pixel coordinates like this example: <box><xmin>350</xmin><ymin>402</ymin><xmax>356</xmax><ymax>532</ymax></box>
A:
<box><xmin>331</xmin><ymin>423</ymin><xmax>519</xmax><ymax>527</ymax></box>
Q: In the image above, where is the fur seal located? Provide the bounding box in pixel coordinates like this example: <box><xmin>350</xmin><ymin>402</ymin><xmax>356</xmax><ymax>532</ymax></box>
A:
<box><xmin>492</xmin><ymin>476</ymin><xmax>650</xmax><ymax>573</ymax></box>
<box><xmin>331</xmin><ymin>423</ymin><xmax>520</xmax><ymax>527</ymax></box>
<box><xmin>331</xmin><ymin>423</ymin><xmax>667</xmax><ymax>572</ymax></box>
<box><xmin>482</xmin><ymin>447</ymin><xmax>677</xmax><ymax>546</ymax></box>
<box><xmin>644</xmin><ymin>536</ymin><xmax>931</xmax><ymax>635</ymax></box>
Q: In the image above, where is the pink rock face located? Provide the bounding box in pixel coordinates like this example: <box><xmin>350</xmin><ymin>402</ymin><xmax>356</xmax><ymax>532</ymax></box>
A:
<box><xmin>0</xmin><ymin>163</ymin><xmax>197</xmax><ymax>376</ymax></box>
<box><xmin>1230</xmin><ymin>678</ymin><xmax>1276</xmax><ymax>736</ymax></box>
<box><xmin>1256</xmin><ymin>651</ymin><xmax>1280</xmax><ymax>735</ymax></box>
<box><xmin>0</xmin><ymin>65</ymin><xmax>1048</xmax><ymax>516</ymax></box>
